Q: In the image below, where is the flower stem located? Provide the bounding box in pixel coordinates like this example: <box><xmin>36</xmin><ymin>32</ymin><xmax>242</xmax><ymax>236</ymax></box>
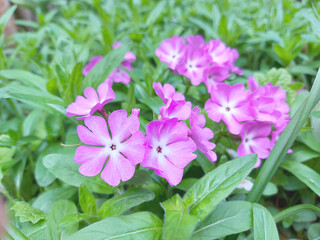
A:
<box><xmin>98</xmin><ymin>108</ymin><xmax>109</xmax><ymax>122</ymax></box>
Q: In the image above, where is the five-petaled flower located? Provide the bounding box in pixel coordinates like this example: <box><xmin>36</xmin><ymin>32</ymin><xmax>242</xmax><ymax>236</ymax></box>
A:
<box><xmin>142</xmin><ymin>118</ymin><xmax>197</xmax><ymax>186</ymax></box>
<box><xmin>74</xmin><ymin>110</ymin><xmax>146</xmax><ymax>186</ymax></box>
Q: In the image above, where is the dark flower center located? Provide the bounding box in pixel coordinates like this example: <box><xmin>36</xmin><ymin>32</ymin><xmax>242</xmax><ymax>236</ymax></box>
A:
<box><xmin>110</xmin><ymin>144</ymin><xmax>116</xmax><ymax>150</ymax></box>
<box><xmin>244</xmin><ymin>138</ymin><xmax>249</xmax><ymax>143</ymax></box>
<box><xmin>225</xmin><ymin>107</ymin><xmax>230</xmax><ymax>112</ymax></box>
<box><xmin>156</xmin><ymin>146</ymin><xmax>162</xmax><ymax>153</ymax></box>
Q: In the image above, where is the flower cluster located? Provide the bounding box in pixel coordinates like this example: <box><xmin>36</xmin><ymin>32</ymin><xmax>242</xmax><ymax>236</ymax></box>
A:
<box><xmin>142</xmin><ymin>82</ymin><xmax>216</xmax><ymax>185</ymax></box>
<box><xmin>67</xmin><ymin>79</ymin><xmax>216</xmax><ymax>186</ymax></box>
<box><xmin>155</xmin><ymin>35</ymin><xmax>243</xmax><ymax>92</ymax></box>
<box><xmin>205</xmin><ymin>76</ymin><xmax>290</xmax><ymax>167</ymax></box>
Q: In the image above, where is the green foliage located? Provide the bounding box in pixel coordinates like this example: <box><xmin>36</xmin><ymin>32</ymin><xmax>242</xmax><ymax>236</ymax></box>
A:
<box><xmin>183</xmin><ymin>154</ymin><xmax>257</xmax><ymax>220</ymax></box>
<box><xmin>67</xmin><ymin>212</ymin><xmax>163</xmax><ymax>240</ymax></box>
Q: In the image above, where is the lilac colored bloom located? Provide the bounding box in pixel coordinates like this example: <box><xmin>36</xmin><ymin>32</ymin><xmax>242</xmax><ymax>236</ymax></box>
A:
<box><xmin>153</xmin><ymin>82</ymin><xmax>185</xmax><ymax>104</ymax></box>
<box><xmin>184</xmin><ymin>34</ymin><xmax>205</xmax><ymax>48</ymax></box>
<box><xmin>155</xmin><ymin>36</ymin><xmax>186</xmax><ymax>70</ymax></box>
<box><xmin>153</xmin><ymin>82</ymin><xmax>191</xmax><ymax>120</ymax></box>
<box><xmin>82</xmin><ymin>56</ymin><xmax>103</xmax><ymax>76</ymax></box>
<box><xmin>66</xmin><ymin>82</ymin><xmax>115</xmax><ymax>120</ymax></box>
<box><xmin>203</xmin><ymin>65</ymin><xmax>230</xmax><ymax>93</ymax></box>
<box><xmin>248</xmin><ymin>76</ymin><xmax>290</xmax><ymax>127</ymax></box>
<box><xmin>142</xmin><ymin>118</ymin><xmax>197</xmax><ymax>186</ymax></box>
<box><xmin>237</xmin><ymin>122</ymin><xmax>272</xmax><ymax>168</ymax></box>
<box><xmin>75</xmin><ymin>110</ymin><xmax>145</xmax><ymax>186</ymax></box>
<box><xmin>205</xmin><ymin>83</ymin><xmax>254</xmax><ymax>135</ymax></box>
<box><xmin>189</xmin><ymin>106</ymin><xmax>217</xmax><ymax>162</ymax></box>
<box><xmin>204</xmin><ymin>39</ymin><xmax>243</xmax><ymax>75</ymax></box>
<box><xmin>176</xmin><ymin>46</ymin><xmax>210</xmax><ymax>85</ymax></box>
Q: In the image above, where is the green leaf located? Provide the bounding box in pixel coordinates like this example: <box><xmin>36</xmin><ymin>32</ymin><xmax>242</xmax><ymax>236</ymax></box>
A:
<box><xmin>5</xmin><ymin>223</ymin><xmax>31</xmax><ymax>240</ymax></box>
<box><xmin>65</xmin><ymin>62</ymin><xmax>83</xmax><ymax>104</ymax></box>
<box><xmin>145</xmin><ymin>1</ymin><xmax>166</xmax><ymax>26</ymax></box>
<box><xmin>0</xmin><ymin>69</ymin><xmax>47</xmax><ymax>90</ymax></box>
<box><xmin>163</xmin><ymin>210</ymin><xmax>198</xmax><ymax>240</ymax></box>
<box><xmin>47</xmin><ymin>200</ymin><xmax>78</xmax><ymax>240</ymax></box>
<box><xmin>21</xmin><ymin>220</ymin><xmax>47</xmax><ymax>240</ymax></box>
<box><xmin>98</xmin><ymin>188</ymin><xmax>154</xmax><ymax>219</ymax></box>
<box><xmin>161</xmin><ymin>194</ymin><xmax>186</xmax><ymax>212</ymax></box>
<box><xmin>195</xmin><ymin>150</ymin><xmax>215</xmax><ymax>174</ymax></box>
<box><xmin>122</xmin><ymin>83</ymin><xmax>136</xmax><ymax>112</ymax></box>
<box><xmin>274</xmin><ymin>204</ymin><xmax>320</xmax><ymax>223</ymax></box>
<box><xmin>191</xmin><ymin>201</ymin><xmax>252</xmax><ymax>240</ymax></box>
<box><xmin>83</xmin><ymin>45</ymin><xmax>129</xmax><ymax>90</ymax></box>
<box><xmin>79</xmin><ymin>184</ymin><xmax>97</xmax><ymax>216</ymax></box>
<box><xmin>140</xmin><ymin>97</ymin><xmax>163</xmax><ymax>114</ymax></box>
<box><xmin>252</xmin><ymin>204</ymin><xmax>279</xmax><ymax>240</ymax></box>
<box><xmin>299</xmin><ymin>130</ymin><xmax>320</xmax><ymax>153</ymax></box>
<box><xmin>248</xmin><ymin>67</ymin><xmax>320</xmax><ymax>202</ymax></box>
<box><xmin>23</xmin><ymin>110</ymin><xmax>43</xmax><ymax>137</ymax></box>
<box><xmin>11</xmin><ymin>201</ymin><xmax>47</xmax><ymax>224</ymax></box>
<box><xmin>4</xmin><ymin>83</ymin><xmax>65</xmax><ymax>105</ymax></box>
<box><xmin>281</xmin><ymin>161</ymin><xmax>320</xmax><ymax>196</ymax></box>
<box><xmin>43</xmin><ymin>153</ymin><xmax>114</xmax><ymax>194</ymax></box>
<box><xmin>33</xmin><ymin>186</ymin><xmax>77</xmax><ymax>214</ymax></box>
<box><xmin>58</xmin><ymin>213</ymin><xmax>93</xmax><ymax>231</ymax></box>
<box><xmin>262</xmin><ymin>182</ymin><xmax>278</xmax><ymax>196</ymax></box>
<box><xmin>67</xmin><ymin>212</ymin><xmax>162</xmax><ymax>240</ymax></box>
<box><xmin>183</xmin><ymin>154</ymin><xmax>257</xmax><ymax>220</ymax></box>
<box><xmin>0</xmin><ymin>5</ymin><xmax>17</xmax><ymax>32</ymax></box>
<box><xmin>308</xmin><ymin>223</ymin><xmax>320</xmax><ymax>240</ymax></box>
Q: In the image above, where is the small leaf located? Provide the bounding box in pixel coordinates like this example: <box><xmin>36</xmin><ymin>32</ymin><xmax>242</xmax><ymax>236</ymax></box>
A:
<box><xmin>79</xmin><ymin>184</ymin><xmax>97</xmax><ymax>216</ymax></box>
<box><xmin>67</xmin><ymin>212</ymin><xmax>162</xmax><ymax>240</ymax></box>
<box><xmin>252</xmin><ymin>203</ymin><xmax>279</xmax><ymax>240</ymax></box>
<box><xmin>33</xmin><ymin>186</ymin><xmax>77</xmax><ymax>214</ymax></box>
<box><xmin>191</xmin><ymin>201</ymin><xmax>252</xmax><ymax>240</ymax></box>
<box><xmin>11</xmin><ymin>201</ymin><xmax>47</xmax><ymax>224</ymax></box>
<box><xmin>183</xmin><ymin>154</ymin><xmax>257</xmax><ymax>220</ymax></box>
<box><xmin>163</xmin><ymin>210</ymin><xmax>198</xmax><ymax>240</ymax></box>
<box><xmin>98</xmin><ymin>188</ymin><xmax>154</xmax><ymax>219</ymax></box>
<box><xmin>47</xmin><ymin>200</ymin><xmax>78</xmax><ymax>240</ymax></box>
<box><xmin>308</xmin><ymin>223</ymin><xmax>320</xmax><ymax>240</ymax></box>
<box><xmin>140</xmin><ymin>97</ymin><xmax>164</xmax><ymax>114</ymax></box>
<box><xmin>161</xmin><ymin>194</ymin><xmax>186</xmax><ymax>212</ymax></box>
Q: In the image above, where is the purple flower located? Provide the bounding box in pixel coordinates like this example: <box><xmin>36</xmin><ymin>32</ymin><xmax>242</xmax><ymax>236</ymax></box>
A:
<box><xmin>189</xmin><ymin>107</ymin><xmax>217</xmax><ymax>162</ymax></box>
<box><xmin>82</xmin><ymin>56</ymin><xmax>103</xmax><ymax>76</ymax></box>
<box><xmin>155</xmin><ymin>36</ymin><xmax>186</xmax><ymax>70</ymax></box>
<box><xmin>237</xmin><ymin>122</ymin><xmax>272</xmax><ymax>168</ymax></box>
<box><xmin>153</xmin><ymin>82</ymin><xmax>191</xmax><ymax>121</ymax></box>
<box><xmin>74</xmin><ymin>110</ymin><xmax>146</xmax><ymax>186</ymax></box>
<box><xmin>153</xmin><ymin>82</ymin><xmax>185</xmax><ymax>103</ymax></box>
<box><xmin>203</xmin><ymin>65</ymin><xmax>230</xmax><ymax>93</ymax></box>
<box><xmin>142</xmin><ymin>118</ymin><xmax>197</xmax><ymax>186</ymax></box>
<box><xmin>176</xmin><ymin>46</ymin><xmax>210</xmax><ymax>85</ymax></box>
<box><xmin>184</xmin><ymin>34</ymin><xmax>205</xmax><ymax>48</ymax></box>
<box><xmin>66</xmin><ymin>82</ymin><xmax>115</xmax><ymax>120</ymax></box>
<box><xmin>205</xmin><ymin>83</ymin><xmax>254</xmax><ymax>135</ymax></box>
<box><xmin>204</xmin><ymin>40</ymin><xmax>243</xmax><ymax>75</ymax></box>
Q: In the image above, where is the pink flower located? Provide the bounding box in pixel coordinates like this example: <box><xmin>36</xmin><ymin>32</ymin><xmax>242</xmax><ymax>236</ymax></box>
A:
<box><xmin>153</xmin><ymin>82</ymin><xmax>185</xmax><ymax>104</ymax></box>
<box><xmin>205</xmin><ymin>83</ymin><xmax>254</xmax><ymax>135</ymax></box>
<box><xmin>66</xmin><ymin>82</ymin><xmax>115</xmax><ymax>120</ymax></box>
<box><xmin>142</xmin><ymin>118</ymin><xmax>197</xmax><ymax>186</ymax></box>
<box><xmin>153</xmin><ymin>82</ymin><xmax>192</xmax><ymax>121</ymax></box>
<box><xmin>237</xmin><ymin>122</ymin><xmax>272</xmax><ymax>168</ymax></box>
<box><xmin>75</xmin><ymin>110</ymin><xmax>146</xmax><ymax>186</ymax></box>
<box><xmin>204</xmin><ymin>40</ymin><xmax>243</xmax><ymax>75</ymax></box>
<box><xmin>176</xmin><ymin>46</ymin><xmax>210</xmax><ymax>85</ymax></box>
<box><xmin>203</xmin><ymin>65</ymin><xmax>230</xmax><ymax>93</ymax></box>
<box><xmin>155</xmin><ymin>36</ymin><xmax>186</xmax><ymax>70</ymax></box>
<box><xmin>184</xmin><ymin>34</ymin><xmax>205</xmax><ymax>48</ymax></box>
<box><xmin>189</xmin><ymin>107</ymin><xmax>217</xmax><ymax>162</ymax></box>
<box><xmin>82</xmin><ymin>56</ymin><xmax>103</xmax><ymax>76</ymax></box>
